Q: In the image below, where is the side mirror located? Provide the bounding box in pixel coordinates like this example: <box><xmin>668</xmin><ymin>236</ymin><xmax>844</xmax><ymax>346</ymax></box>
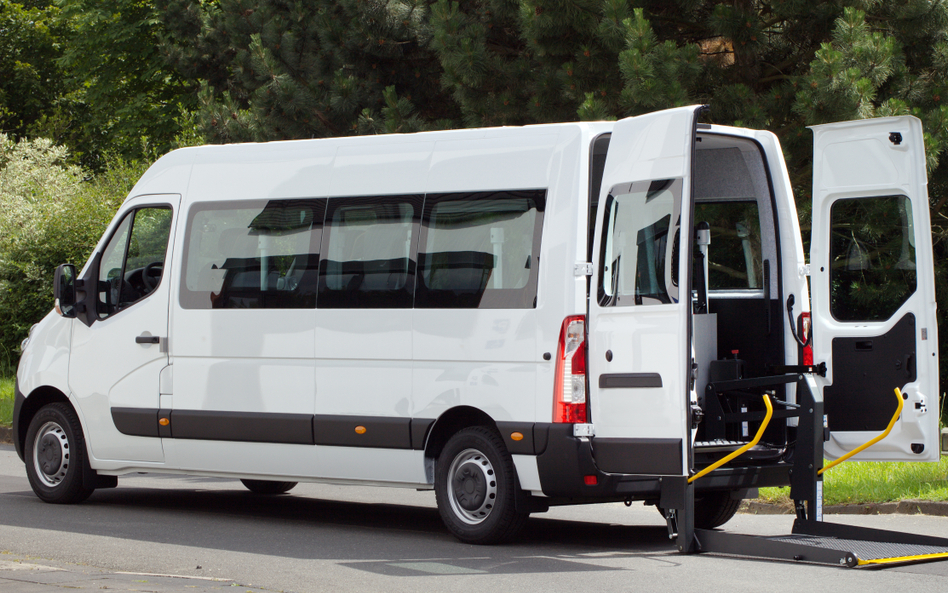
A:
<box><xmin>54</xmin><ymin>264</ymin><xmax>77</xmax><ymax>318</ymax></box>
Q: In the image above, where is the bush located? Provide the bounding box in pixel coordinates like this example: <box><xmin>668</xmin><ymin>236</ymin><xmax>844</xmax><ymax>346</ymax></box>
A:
<box><xmin>0</xmin><ymin>134</ymin><xmax>145</xmax><ymax>356</ymax></box>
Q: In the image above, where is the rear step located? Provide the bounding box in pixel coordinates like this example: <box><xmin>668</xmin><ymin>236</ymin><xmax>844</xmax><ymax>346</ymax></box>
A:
<box><xmin>695</xmin><ymin>519</ymin><xmax>948</xmax><ymax>568</ymax></box>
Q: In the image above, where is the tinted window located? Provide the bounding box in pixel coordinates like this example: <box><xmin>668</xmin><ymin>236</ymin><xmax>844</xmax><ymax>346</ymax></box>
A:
<box><xmin>598</xmin><ymin>180</ymin><xmax>681</xmax><ymax>306</ymax></box>
<box><xmin>829</xmin><ymin>195</ymin><xmax>916</xmax><ymax>321</ymax></box>
<box><xmin>695</xmin><ymin>201</ymin><xmax>763</xmax><ymax>290</ymax></box>
<box><xmin>415</xmin><ymin>190</ymin><xmax>544</xmax><ymax>309</ymax></box>
<box><xmin>98</xmin><ymin>206</ymin><xmax>173</xmax><ymax>318</ymax></box>
<box><xmin>180</xmin><ymin>199</ymin><xmax>324</xmax><ymax>309</ymax></box>
<box><xmin>317</xmin><ymin>195</ymin><xmax>420</xmax><ymax>309</ymax></box>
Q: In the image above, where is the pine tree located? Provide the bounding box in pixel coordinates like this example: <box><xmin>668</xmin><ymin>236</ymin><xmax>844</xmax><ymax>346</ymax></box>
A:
<box><xmin>159</xmin><ymin>0</ymin><xmax>456</xmax><ymax>142</ymax></box>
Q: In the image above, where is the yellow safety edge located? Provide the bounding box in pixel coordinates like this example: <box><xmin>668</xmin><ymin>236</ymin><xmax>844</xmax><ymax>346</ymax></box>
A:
<box><xmin>858</xmin><ymin>551</ymin><xmax>948</xmax><ymax>567</ymax></box>
<box><xmin>818</xmin><ymin>387</ymin><xmax>905</xmax><ymax>476</ymax></box>
<box><xmin>688</xmin><ymin>394</ymin><xmax>773</xmax><ymax>484</ymax></box>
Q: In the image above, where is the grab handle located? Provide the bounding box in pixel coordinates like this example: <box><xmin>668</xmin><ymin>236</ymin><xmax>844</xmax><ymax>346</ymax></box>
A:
<box><xmin>688</xmin><ymin>393</ymin><xmax>773</xmax><ymax>484</ymax></box>
<box><xmin>818</xmin><ymin>387</ymin><xmax>904</xmax><ymax>475</ymax></box>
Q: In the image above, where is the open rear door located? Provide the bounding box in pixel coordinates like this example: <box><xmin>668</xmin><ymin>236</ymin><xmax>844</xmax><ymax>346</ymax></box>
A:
<box><xmin>587</xmin><ymin>107</ymin><xmax>703</xmax><ymax>550</ymax></box>
<box><xmin>810</xmin><ymin>116</ymin><xmax>940</xmax><ymax>462</ymax></box>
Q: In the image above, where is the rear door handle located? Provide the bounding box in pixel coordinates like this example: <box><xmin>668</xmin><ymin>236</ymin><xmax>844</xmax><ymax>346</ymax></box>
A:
<box><xmin>135</xmin><ymin>335</ymin><xmax>160</xmax><ymax>344</ymax></box>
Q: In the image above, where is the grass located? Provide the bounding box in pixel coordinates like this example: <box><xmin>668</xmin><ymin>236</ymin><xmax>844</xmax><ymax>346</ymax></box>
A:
<box><xmin>0</xmin><ymin>375</ymin><xmax>13</xmax><ymax>427</ymax></box>
<box><xmin>759</xmin><ymin>456</ymin><xmax>948</xmax><ymax>506</ymax></box>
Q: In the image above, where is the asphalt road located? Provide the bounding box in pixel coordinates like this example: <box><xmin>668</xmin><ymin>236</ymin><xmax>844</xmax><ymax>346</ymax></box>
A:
<box><xmin>2</xmin><ymin>443</ymin><xmax>948</xmax><ymax>592</ymax></box>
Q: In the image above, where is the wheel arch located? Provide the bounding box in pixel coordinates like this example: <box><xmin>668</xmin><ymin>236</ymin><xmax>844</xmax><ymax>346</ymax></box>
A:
<box><xmin>423</xmin><ymin>406</ymin><xmax>500</xmax><ymax>462</ymax></box>
<box><xmin>14</xmin><ymin>385</ymin><xmax>72</xmax><ymax>462</ymax></box>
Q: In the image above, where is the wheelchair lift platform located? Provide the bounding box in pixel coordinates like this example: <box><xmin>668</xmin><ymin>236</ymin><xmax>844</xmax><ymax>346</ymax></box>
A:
<box><xmin>695</xmin><ymin>519</ymin><xmax>948</xmax><ymax>568</ymax></box>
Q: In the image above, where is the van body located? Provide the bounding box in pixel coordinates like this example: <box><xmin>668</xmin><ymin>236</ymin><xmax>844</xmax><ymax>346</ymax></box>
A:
<box><xmin>13</xmin><ymin>106</ymin><xmax>940</xmax><ymax>544</ymax></box>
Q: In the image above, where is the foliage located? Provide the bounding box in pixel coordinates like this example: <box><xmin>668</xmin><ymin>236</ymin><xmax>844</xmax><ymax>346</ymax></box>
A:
<box><xmin>0</xmin><ymin>134</ymin><xmax>147</xmax><ymax>355</ymax></box>
<box><xmin>0</xmin><ymin>1</ymin><xmax>68</xmax><ymax>138</ymax></box>
<box><xmin>158</xmin><ymin>0</ymin><xmax>457</xmax><ymax>142</ymax></box>
<box><xmin>0</xmin><ymin>377</ymin><xmax>12</xmax><ymax>426</ymax></box>
<box><xmin>1</xmin><ymin>1</ymin><xmax>196</xmax><ymax>169</ymax></box>
<box><xmin>53</xmin><ymin>0</ymin><xmax>197</xmax><ymax>166</ymax></box>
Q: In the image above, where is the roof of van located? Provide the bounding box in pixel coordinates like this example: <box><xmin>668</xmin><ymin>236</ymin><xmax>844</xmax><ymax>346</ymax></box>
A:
<box><xmin>128</xmin><ymin>120</ymin><xmax>617</xmax><ymax>202</ymax></box>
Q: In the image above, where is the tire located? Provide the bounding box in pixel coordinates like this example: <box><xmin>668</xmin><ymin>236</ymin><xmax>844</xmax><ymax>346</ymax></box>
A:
<box><xmin>240</xmin><ymin>479</ymin><xmax>297</xmax><ymax>495</ymax></box>
<box><xmin>693</xmin><ymin>490</ymin><xmax>742</xmax><ymax>529</ymax></box>
<box><xmin>657</xmin><ymin>490</ymin><xmax>742</xmax><ymax>529</ymax></box>
<box><xmin>24</xmin><ymin>403</ymin><xmax>95</xmax><ymax>504</ymax></box>
<box><xmin>435</xmin><ymin>426</ymin><xmax>528</xmax><ymax>544</ymax></box>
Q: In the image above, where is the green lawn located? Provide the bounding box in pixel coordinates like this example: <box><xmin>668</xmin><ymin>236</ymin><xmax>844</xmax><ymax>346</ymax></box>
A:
<box><xmin>759</xmin><ymin>456</ymin><xmax>948</xmax><ymax>506</ymax></box>
<box><xmin>0</xmin><ymin>376</ymin><xmax>13</xmax><ymax>427</ymax></box>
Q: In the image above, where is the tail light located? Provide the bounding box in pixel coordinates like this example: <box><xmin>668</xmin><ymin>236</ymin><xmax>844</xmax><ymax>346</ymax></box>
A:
<box><xmin>801</xmin><ymin>311</ymin><xmax>813</xmax><ymax>366</ymax></box>
<box><xmin>553</xmin><ymin>315</ymin><xmax>587</xmax><ymax>423</ymax></box>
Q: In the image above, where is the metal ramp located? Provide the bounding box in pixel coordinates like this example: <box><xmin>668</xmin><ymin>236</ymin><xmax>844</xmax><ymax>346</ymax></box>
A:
<box><xmin>695</xmin><ymin>519</ymin><xmax>948</xmax><ymax>568</ymax></box>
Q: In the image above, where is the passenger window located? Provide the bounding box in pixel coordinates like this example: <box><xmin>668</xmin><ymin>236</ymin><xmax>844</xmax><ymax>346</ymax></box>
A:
<box><xmin>179</xmin><ymin>199</ymin><xmax>324</xmax><ymax>309</ymax></box>
<box><xmin>598</xmin><ymin>179</ymin><xmax>681</xmax><ymax>306</ymax></box>
<box><xmin>97</xmin><ymin>207</ymin><xmax>173</xmax><ymax>318</ymax></box>
<box><xmin>829</xmin><ymin>195</ymin><xmax>916</xmax><ymax>321</ymax></box>
<box><xmin>694</xmin><ymin>201</ymin><xmax>762</xmax><ymax>290</ymax></box>
<box><xmin>415</xmin><ymin>190</ymin><xmax>544</xmax><ymax>309</ymax></box>
<box><xmin>317</xmin><ymin>196</ymin><xmax>419</xmax><ymax>308</ymax></box>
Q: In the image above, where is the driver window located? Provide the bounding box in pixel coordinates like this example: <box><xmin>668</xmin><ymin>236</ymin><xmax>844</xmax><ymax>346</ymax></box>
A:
<box><xmin>97</xmin><ymin>206</ymin><xmax>173</xmax><ymax>318</ymax></box>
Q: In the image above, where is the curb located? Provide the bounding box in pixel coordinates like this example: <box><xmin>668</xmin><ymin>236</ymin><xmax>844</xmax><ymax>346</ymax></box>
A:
<box><xmin>742</xmin><ymin>499</ymin><xmax>948</xmax><ymax>517</ymax></box>
<box><xmin>0</xmin><ymin>426</ymin><xmax>11</xmax><ymax>445</ymax></box>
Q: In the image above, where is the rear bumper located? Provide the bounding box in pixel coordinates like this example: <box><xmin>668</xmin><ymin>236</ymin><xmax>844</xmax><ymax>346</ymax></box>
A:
<box><xmin>534</xmin><ymin>423</ymin><xmax>791</xmax><ymax>501</ymax></box>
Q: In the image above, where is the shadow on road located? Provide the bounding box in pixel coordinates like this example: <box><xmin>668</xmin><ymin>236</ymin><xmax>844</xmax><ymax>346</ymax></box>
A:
<box><xmin>1</xmin><ymin>484</ymin><xmax>676</xmax><ymax>571</ymax></box>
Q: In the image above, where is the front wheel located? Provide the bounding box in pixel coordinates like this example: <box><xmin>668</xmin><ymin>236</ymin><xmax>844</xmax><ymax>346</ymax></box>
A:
<box><xmin>24</xmin><ymin>403</ymin><xmax>95</xmax><ymax>504</ymax></box>
<box><xmin>434</xmin><ymin>426</ymin><xmax>527</xmax><ymax>544</ymax></box>
<box><xmin>240</xmin><ymin>479</ymin><xmax>297</xmax><ymax>495</ymax></box>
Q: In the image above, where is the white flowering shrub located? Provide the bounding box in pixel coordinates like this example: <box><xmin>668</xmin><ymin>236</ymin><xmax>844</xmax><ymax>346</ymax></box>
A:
<box><xmin>0</xmin><ymin>134</ymin><xmax>140</xmax><ymax>360</ymax></box>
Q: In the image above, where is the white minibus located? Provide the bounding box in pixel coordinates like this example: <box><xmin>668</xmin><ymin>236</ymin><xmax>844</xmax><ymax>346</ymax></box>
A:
<box><xmin>13</xmin><ymin>106</ymin><xmax>940</xmax><ymax>545</ymax></box>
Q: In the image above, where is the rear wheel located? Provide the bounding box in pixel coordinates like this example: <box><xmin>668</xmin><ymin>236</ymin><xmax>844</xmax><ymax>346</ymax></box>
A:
<box><xmin>693</xmin><ymin>490</ymin><xmax>742</xmax><ymax>528</ymax></box>
<box><xmin>24</xmin><ymin>403</ymin><xmax>95</xmax><ymax>504</ymax></box>
<box><xmin>435</xmin><ymin>426</ymin><xmax>527</xmax><ymax>544</ymax></box>
<box><xmin>657</xmin><ymin>490</ymin><xmax>743</xmax><ymax>529</ymax></box>
<box><xmin>240</xmin><ymin>479</ymin><xmax>297</xmax><ymax>495</ymax></box>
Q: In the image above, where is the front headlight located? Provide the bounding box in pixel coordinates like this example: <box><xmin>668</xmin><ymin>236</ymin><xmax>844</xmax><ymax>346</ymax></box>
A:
<box><xmin>20</xmin><ymin>323</ymin><xmax>37</xmax><ymax>350</ymax></box>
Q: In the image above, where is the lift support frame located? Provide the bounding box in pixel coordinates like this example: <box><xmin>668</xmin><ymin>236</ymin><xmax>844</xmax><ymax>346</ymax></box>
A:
<box><xmin>666</xmin><ymin>374</ymin><xmax>948</xmax><ymax>567</ymax></box>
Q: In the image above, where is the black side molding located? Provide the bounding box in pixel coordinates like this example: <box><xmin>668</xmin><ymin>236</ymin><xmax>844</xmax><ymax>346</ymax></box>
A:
<box><xmin>171</xmin><ymin>409</ymin><xmax>315</xmax><ymax>445</ymax></box>
<box><xmin>313</xmin><ymin>415</ymin><xmax>412</xmax><ymax>449</ymax></box>
<box><xmin>598</xmin><ymin>373</ymin><xmax>663</xmax><ymax>389</ymax></box>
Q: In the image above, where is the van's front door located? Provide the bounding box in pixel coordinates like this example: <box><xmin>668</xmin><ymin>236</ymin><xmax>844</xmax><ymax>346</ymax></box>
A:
<box><xmin>810</xmin><ymin>116</ymin><xmax>940</xmax><ymax>461</ymax></box>
<box><xmin>68</xmin><ymin>194</ymin><xmax>180</xmax><ymax>464</ymax></box>
<box><xmin>587</xmin><ymin>106</ymin><xmax>702</xmax><ymax>478</ymax></box>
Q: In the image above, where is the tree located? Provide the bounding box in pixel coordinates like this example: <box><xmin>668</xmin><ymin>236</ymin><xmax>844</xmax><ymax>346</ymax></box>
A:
<box><xmin>55</xmin><ymin>0</ymin><xmax>198</xmax><ymax>165</ymax></box>
<box><xmin>159</xmin><ymin>0</ymin><xmax>457</xmax><ymax>142</ymax></box>
<box><xmin>0</xmin><ymin>134</ymin><xmax>147</xmax><ymax>356</ymax></box>
<box><xmin>0</xmin><ymin>1</ymin><xmax>68</xmax><ymax>138</ymax></box>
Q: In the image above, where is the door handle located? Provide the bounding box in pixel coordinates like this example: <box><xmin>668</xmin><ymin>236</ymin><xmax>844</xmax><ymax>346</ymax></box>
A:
<box><xmin>135</xmin><ymin>335</ymin><xmax>160</xmax><ymax>344</ymax></box>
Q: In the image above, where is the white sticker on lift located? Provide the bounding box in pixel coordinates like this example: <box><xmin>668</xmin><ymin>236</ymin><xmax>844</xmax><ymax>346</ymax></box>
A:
<box><xmin>816</xmin><ymin>480</ymin><xmax>824</xmax><ymax>521</ymax></box>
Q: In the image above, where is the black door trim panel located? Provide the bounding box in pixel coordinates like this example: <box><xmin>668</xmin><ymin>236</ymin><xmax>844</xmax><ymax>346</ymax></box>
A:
<box><xmin>598</xmin><ymin>373</ymin><xmax>663</xmax><ymax>389</ymax></box>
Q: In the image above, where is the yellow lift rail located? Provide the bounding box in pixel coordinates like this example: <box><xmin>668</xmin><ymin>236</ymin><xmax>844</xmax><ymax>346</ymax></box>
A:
<box><xmin>689</xmin><ymin>393</ymin><xmax>773</xmax><ymax>484</ymax></box>
<box><xmin>818</xmin><ymin>387</ymin><xmax>904</xmax><ymax>476</ymax></box>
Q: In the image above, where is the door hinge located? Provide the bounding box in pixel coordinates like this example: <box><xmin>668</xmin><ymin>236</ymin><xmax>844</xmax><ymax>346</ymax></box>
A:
<box><xmin>574</xmin><ymin>262</ymin><xmax>594</xmax><ymax>277</ymax></box>
<box><xmin>799</xmin><ymin>264</ymin><xmax>811</xmax><ymax>277</ymax></box>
